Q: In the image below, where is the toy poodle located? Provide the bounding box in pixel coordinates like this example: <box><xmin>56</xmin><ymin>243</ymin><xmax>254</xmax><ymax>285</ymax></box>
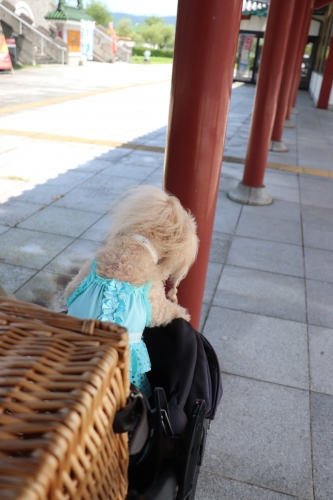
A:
<box><xmin>64</xmin><ymin>185</ymin><xmax>199</xmax><ymax>397</ymax></box>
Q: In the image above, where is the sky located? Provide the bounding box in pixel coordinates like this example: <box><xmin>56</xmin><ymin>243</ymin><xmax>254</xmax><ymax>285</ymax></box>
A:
<box><xmin>103</xmin><ymin>0</ymin><xmax>178</xmax><ymax>16</ymax></box>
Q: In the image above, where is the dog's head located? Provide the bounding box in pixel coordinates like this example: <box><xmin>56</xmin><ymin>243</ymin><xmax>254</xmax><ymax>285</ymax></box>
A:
<box><xmin>106</xmin><ymin>185</ymin><xmax>199</xmax><ymax>290</ymax></box>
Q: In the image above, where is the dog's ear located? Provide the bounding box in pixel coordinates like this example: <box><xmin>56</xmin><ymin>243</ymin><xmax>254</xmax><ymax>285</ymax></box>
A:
<box><xmin>167</xmin><ymin>287</ymin><xmax>178</xmax><ymax>304</ymax></box>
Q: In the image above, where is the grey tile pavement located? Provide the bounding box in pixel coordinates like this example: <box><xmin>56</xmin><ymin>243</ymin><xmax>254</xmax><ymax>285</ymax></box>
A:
<box><xmin>304</xmin><ymin>247</ymin><xmax>333</xmax><ymax>283</ymax></box>
<box><xmin>43</xmin><ymin>238</ymin><xmax>100</xmax><ymax>276</ymax></box>
<box><xmin>0</xmin><ymin>198</ymin><xmax>44</xmax><ymax>226</ymax></box>
<box><xmin>302</xmin><ymin>205</ymin><xmax>333</xmax><ymax>251</ymax></box>
<box><xmin>214</xmin><ymin>266</ymin><xmax>306</xmax><ymax>323</ymax></box>
<box><xmin>309</xmin><ymin>325</ymin><xmax>333</xmax><ymax>396</ymax></box>
<box><xmin>202</xmin><ymin>374</ymin><xmax>313</xmax><ymax>499</ymax></box>
<box><xmin>242</xmin><ymin>199</ymin><xmax>301</xmax><ymax>222</ymax></box>
<box><xmin>227</xmin><ymin>237</ymin><xmax>304</xmax><ymax>278</ymax></box>
<box><xmin>1</xmin><ymin>67</ymin><xmax>333</xmax><ymax>499</ymax></box>
<box><xmin>306</xmin><ymin>279</ymin><xmax>333</xmax><ymax>329</ymax></box>
<box><xmin>204</xmin><ymin>307</ymin><xmax>309</xmax><ymax>389</ymax></box>
<box><xmin>18</xmin><ymin>206</ymin><xmax>102</xmax><ymax>238</ymax></box>
<box><xmin>0</xmin><ymin>227</ymin><xmax>74</xmax><ymax>269</ymax></box>
<box><xmin>236</xmin><ymin>211</ymin><xmax>302</xmax><ymax>246</ymax></box>
<box><xmin>196</xmin><ymin>473</ymin><xmax>298</xmax><ymax>500</ymax></box>
<box><xmin>310</xmin><ymin>393</ymin><xmax>333</xmax><ymax>500</ymax></box>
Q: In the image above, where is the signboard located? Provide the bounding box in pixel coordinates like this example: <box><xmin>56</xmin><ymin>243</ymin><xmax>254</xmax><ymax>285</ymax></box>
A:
<box><xmin>239</xmin><ymin>34</ymin><xmax>254</xmax><ymax>70</ymax></box>
<box><xmin>6</xmin><ymin>38</ymin><xmax>16</xmax><ymax>47</ymax></box>
<box><xmin>81</xmin><ymin>20</ymin><xmax>95</xmax><ymax>60</ymax></box>
<box><xmin>0</xmin><ymin>22</ymin><xmax>13</xmax><ymax>71</ymax></box>
<box><xmin>67</xmin><ymin>30</ymin><xmax>81</xmax><ymax>53</ymax></box>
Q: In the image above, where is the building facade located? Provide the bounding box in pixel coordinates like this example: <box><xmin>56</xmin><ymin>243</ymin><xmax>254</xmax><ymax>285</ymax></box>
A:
<box><xmin>6</xmin><ymin>0</ymin><xmax>56</xmax><ymax>27</ymax></box>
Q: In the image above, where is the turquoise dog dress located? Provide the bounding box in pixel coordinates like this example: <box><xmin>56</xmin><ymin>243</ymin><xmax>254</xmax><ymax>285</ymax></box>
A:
<box><xmin>67</xmin><ymin>259</ymin><xmax>152</xmax><ymax>398</ymax></box>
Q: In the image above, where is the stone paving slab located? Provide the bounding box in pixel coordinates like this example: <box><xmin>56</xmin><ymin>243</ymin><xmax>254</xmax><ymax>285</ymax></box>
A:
<box><xmin>42</xmin><ymin>238</ymin><xmax>100</xmax><ymax>276</ymax></box>
<box><xmin>226</xmin><ymin>237</ymin><xmax>304</xmax><ymax>278</ymax></box>
<box><xmin>51</xmin><ymin>186</ymin><xmax>118</xmax><ymax>213</ymax></box>
<box><xmin>15</xmin><ymin>269</ymin><xmax>69</xmax><ymax>311</ymax></box>
<box><xmin>203</xmin><ymin>262</ymin><xmax>223</xmax><ymax>305</ymax></box>
<box><xmin>306</xmin><ymin>279</ymin><xmax>333</xmax><ymax>329</ymax></box>
<box><xmin>214</xmin><ymin>266</ymin><xmax>306</xmax><ymax>323</ymax></box>
<box><xmin>309</xmin><ymin>325</ymin><xmax>333</xmax><ymax>396</ymax></box>
<box><xmin>18</xmin><ymin>206</ymin><xmax>102</xmax><ymax>238</ymax></box>
<box><xmin>80</xmin><ymin>213</ymin><xmax>112</xmax><ymax>243</ymax></box>
<box><xmin>264</xmin><ymin>180</ymin><xmax>301</xmax><ymax>204</ymax></box>
<box><xmin>0</xmin><ymin>227</ymin><xmax>74</xmax><ymax>269</ymax></box>
<box><xmin>242</xmin><ymin>198</ymin><xmax>301</xmax><ymax>222</ymax></box>
<box><xmin>0</xmin><ymin>262</ymin><xmax>38</xmax><ymax>294</ymax></box>
<box><xmin>304</xmin><ymin>246</ymin><xmax>333</xmax><ymax>283</ymax></box>
<box><xmin>299</xmin><ymin>176</ymin><xmax>333</xmax><ymax>209</ymax></box>
<box><xmin>310</xmin><ymin>392</ymin><xmax>333</xmax><ymax>500</ymax></box>
<box><xmin>202</xmin><ymin>374</ymin><xmax>313</xmax><ymax>499</ymax></box>
<box><xmin>209</xmin><ymin>231</ymin><xmax>233</xmax><ymax>264</ymax></box>
<box><xmin>204</xmin><ymin>306</ymin><xmax>309</xmax><ymax>389</ymax></box>
<box><xmin>196</xmin><ymin>473</ymin><xmax>301</xmax><ymax>500</ymax></box>
<box><xmin>302</xmin><ymin>205</ymin><xmax>333</xmax><ymax>252</ymax></box>
<box><xmin>236</xmin><ymin>211</ymin><xmax>303</xmax><ymax>246</ymax></box>
<box><xmin>0</xmin><ymin>198</ymin><xmax>44</xmax><ymax>226</ymax></box>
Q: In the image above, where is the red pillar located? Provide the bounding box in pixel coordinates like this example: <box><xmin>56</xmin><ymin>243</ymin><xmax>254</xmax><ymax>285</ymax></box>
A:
<box><xmin>241</xmin><ymin>0</ymin><xmax>296</xmax><ymax>188</ymax></box>
<box><xmin>315</xmin><ymin>0</ymin><xmax>333</xmax><ymax>8</ymax></box>
<box><xmin>271</xmin><ymin>0</ymin><xmax>309</xmax><ymax>142</ymax></box>
<box><xmin>164</xmin><ymin>0</ymin><xmax>243</xmax><ymax>329</ymax></box>
<box><xmin>317</xmin><ymin>34</ymin><xmax>333</xmax><ymax>108</ymax></box>
<box><xmin>288</xmin><ymin>2</ymin><xmax>314</xmax><ymax>116</ymax></box>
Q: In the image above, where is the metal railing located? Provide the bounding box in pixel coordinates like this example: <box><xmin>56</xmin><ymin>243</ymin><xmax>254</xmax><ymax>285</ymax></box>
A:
<box><xmin>0</xmin><ymin>1</ymin><xmax>67</xmax><ymax>64</ymax></box>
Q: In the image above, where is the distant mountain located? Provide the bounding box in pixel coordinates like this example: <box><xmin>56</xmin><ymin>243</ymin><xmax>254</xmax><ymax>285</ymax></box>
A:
<box><xmin>112</xmin><ymin>13</ymin><xmax>176</xmax><ymax>27</ymax></box>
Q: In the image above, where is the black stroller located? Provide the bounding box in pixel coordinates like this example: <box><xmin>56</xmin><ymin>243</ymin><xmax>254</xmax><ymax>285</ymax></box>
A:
<box><xmin>114</xmin><ymin>318</ymin><xmax>223</xmax><ymax>500</ymax></box>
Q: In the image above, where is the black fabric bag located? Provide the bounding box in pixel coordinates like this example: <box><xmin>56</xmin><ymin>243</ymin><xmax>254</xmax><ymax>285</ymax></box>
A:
<box><xmin>116</xmin><ymin>318</ymin><xmax>223</xmax><ymax>499</ymax></box>
<box><xmin>143</xmin><ymin>318</ymin><xmax>223</xmax><ymax>435</ymax></box>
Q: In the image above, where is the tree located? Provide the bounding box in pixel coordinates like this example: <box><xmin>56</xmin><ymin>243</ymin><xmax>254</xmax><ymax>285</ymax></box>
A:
<box><xmin>85</xmin><ymin>0</ymin><xmax>113</xmax><ymax>27</ymax></box>
<box><xmin>140</xmin><ymin>23</ymin><xmax>162</xmax><ymax>47</ymax></box>
<box><xmin>138</xmin><ymin>17</ymin><xmax>175</xmax><ymax>49</ymax></box>
<box><xmin>144</xmin><ymin>16</ymin><xmax>164</xmax><ymax>27</ymax></box>
<box><xmin>115</xmin><ymin>18</ymin><xmax>134</xmax><ymax>38</ymax></box>
<box><xmin>158</xmin><ymin>25</ymin><xmax>175</xmax><ymax>49</ymax></box>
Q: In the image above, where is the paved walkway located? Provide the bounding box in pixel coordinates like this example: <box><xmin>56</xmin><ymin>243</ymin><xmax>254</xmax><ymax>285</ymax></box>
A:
<box><xmin>1</xmin><ymin>62</ymin><xmax>333</xmax><ymax>500</ymax></box>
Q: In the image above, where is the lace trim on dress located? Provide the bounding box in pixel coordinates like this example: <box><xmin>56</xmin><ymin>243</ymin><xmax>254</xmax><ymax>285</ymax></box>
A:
<box><xmin>143</xmin><ymin>282</ymin><xmax>152</xmax><ymax>326</ymax></box>
<box><xmin>99</xmin><ymin>280</ymin><xmax>133</xmax><ymax>324</ymax></box>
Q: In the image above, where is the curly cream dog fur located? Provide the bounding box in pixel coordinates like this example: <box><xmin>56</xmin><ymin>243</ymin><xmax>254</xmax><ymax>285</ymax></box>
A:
<box><xmin>65</xmin><ymin>185</ymin><xmax>199</xmax><ymax>326</ymax></box>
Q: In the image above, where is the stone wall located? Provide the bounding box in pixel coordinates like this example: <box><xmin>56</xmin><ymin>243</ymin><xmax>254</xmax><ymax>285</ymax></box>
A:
<box><xmin>6</xmin><ymin>0</ymin><xmax>56</xmax><ymax>27</ymax></box>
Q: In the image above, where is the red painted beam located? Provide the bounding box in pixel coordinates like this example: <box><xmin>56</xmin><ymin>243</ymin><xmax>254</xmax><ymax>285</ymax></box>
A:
<box><xmin>288</xmin><ymin>1</ymin><xmax>314</xmax><ymax>115</ymax></box>
<box><xmin>164</xmin><ymin>0</ymin><xmax>243</xmax><ymax>329</ymax></box>
<box><xmin>242</xmin><ymin>0</ymin><xmax>296</xmax><ymax>188</ymax></box>
<box><xmin>314</xmin><ymin>0</ymin><xmax>333</xmax><ymax>9</ymax></box>
<box><xmin>317</xmin><ymin>34</ymin><xmax>333</xmax><ymax>108</ymax></box>
<box><xmin>272</xmin><ymin>0</ymin><xmax>309</xmax><ymax>141</ymax></box>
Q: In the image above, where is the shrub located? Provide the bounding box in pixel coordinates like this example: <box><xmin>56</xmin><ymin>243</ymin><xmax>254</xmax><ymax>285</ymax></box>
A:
<box><xmin>132</xmin><ymin>47</ymin><xmax>173</xmax><ymax>58</ymax></box>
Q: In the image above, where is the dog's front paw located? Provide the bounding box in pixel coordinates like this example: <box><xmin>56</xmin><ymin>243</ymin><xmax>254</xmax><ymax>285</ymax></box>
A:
<box><xmin>177</xmin><ymin>305</ymin><xmax>191</xmax><ymax>322</ymax></box>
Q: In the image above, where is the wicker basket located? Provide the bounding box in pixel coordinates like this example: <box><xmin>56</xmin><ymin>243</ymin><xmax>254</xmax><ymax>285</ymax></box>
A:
<box><xmin>0</xmin><ymin>297</ymin><xmax>130</xmax><ymax>500</ymax></box>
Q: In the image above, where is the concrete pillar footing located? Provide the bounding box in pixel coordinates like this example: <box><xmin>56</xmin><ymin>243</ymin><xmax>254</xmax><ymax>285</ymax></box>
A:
<box><xmin>284</xmin><ymin>119</ymin><xmax>295</xmax><ymax>128</ymax></box>
<box><xmin>270</xmin><ymin>140</ymin><xmax>289</xmax><ymax>152</ymax></box>
<box><xmin>227</xmin><ymin>182</ymin><xmax>273</xmax><ymax>206</ymax></box>
<box><xmin>291</xmin><ymin>107</ymin><xmax>298</xmax><ymax>114</ymax></box>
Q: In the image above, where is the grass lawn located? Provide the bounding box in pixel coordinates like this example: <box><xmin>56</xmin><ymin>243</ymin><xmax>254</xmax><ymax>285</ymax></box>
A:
<box><xmin>131</xmin><ymin>56</ymin><xmax>173</xmax><ymax>64</ymax></box>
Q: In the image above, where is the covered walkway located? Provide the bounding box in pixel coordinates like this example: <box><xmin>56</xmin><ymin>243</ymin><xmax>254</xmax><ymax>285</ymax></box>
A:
<box><xmin>197</xmin><ymin>85</ymin><xmax>333</xmax><ymax>500</ymax></box>
<box><xmin>0</xmin><ymin>62</ymin><xmax>332</xmax><ymax>497</ymax></box>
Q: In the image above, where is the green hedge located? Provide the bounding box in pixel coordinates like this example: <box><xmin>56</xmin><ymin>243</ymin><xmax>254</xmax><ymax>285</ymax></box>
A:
<box><xmin>132</xmin><ymin>47</ymin><xmax>173</xmax><ymax>58</ymax></box>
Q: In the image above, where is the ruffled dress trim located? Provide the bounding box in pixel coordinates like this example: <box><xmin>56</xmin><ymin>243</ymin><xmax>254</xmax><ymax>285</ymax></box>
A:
<box><xmin>67</xmin><ymin>260</ymin><xmax>152</xmax><ymax>397</ymax></box>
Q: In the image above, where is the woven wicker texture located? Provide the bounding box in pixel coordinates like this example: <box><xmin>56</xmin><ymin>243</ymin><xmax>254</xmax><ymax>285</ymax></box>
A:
<box><xmin>0</xmin><ymin>297</ymin><xmax>130</xmax><ymax>500</ymax></box>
